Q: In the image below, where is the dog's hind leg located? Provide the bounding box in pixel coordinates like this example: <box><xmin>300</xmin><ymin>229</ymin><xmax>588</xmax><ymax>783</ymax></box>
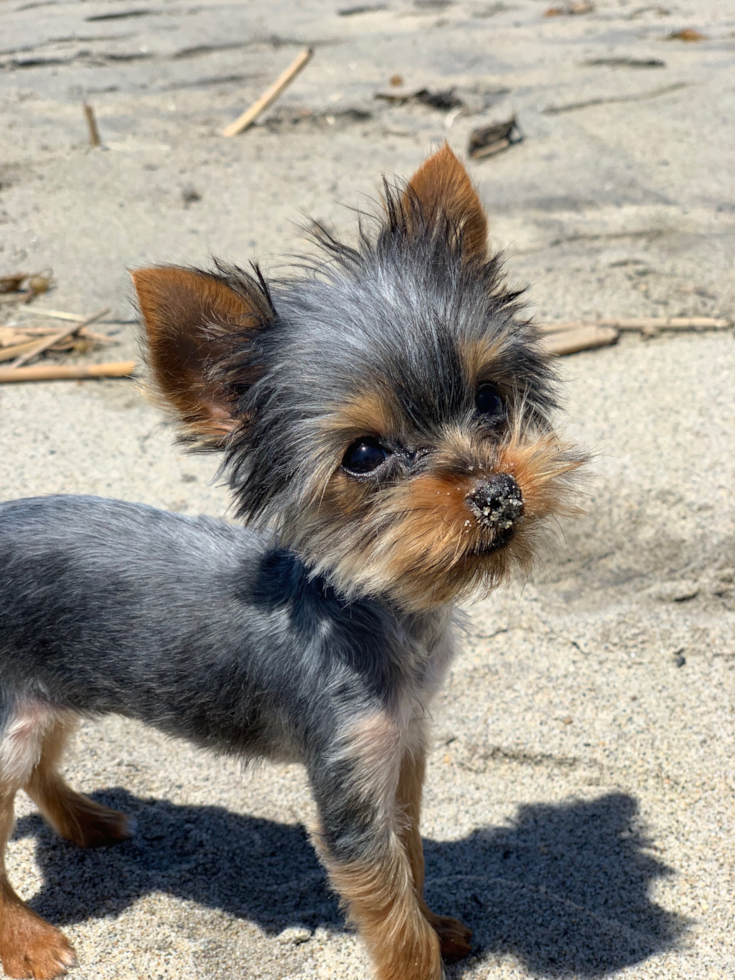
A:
<box><xmin>25</xmin><ymin>716</ymin><xmax>134</xmax><ymax>850</ymax></box>
<box><xmin>0</xmin><ymin>704</ymin><xmax>77</xmax><ymax>979</ymax></box>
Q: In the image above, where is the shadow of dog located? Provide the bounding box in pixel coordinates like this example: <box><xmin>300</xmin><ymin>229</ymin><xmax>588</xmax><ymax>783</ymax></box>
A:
<box><xmin>14</xmin><ymin>789</ymin><xmax>687</xmax><ymax>977</ymax></box>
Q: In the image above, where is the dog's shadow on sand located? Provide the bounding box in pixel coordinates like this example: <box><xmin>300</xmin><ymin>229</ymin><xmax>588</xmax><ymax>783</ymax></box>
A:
<box><xmin>14</xmin><ymin>790</ymin><xmax>686</xmax><ymax>978</ymax></box>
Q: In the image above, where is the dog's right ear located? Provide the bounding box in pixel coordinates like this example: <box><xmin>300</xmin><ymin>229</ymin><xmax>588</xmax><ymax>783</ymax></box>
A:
<box><xmin>403</xmin><ymin>143</ymin><xmax>488</xmax><ymax>264</ymax></box>
<box><xmin>131</xmin><ymin>265</ymin><xmax>272</xmax><ymax>446</ymax></box>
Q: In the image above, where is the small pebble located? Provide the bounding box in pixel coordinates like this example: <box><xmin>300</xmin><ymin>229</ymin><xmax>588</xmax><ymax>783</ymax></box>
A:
<box><xmin>278</xmin><ymin>925</ymin><xmax>312</xmax><ymax>946</ymax></box>
<box><xmin>181</xmin><ymin>185</ymin><xmax>202</xmax><ymax>207</ymax></box>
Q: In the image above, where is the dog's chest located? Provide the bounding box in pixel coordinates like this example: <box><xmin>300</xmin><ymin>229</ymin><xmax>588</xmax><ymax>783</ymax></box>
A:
<box><xmin>395</xmin><ymin>605</ymin><xmax>458</xmax><ymax>717</ymax></box>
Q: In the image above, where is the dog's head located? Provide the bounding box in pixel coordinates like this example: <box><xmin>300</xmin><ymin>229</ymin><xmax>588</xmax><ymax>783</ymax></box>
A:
<box><xmin>133</xmin><ymin>146</ymin><xmax>584</xmax><ymax>612</ymax></box>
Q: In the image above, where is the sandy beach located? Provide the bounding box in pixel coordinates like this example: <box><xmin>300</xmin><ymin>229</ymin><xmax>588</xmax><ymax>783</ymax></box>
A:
<box><xmin>1</xmin><ymin>0</ymin><xmax>734</xmax><ymax>977</ymax></box>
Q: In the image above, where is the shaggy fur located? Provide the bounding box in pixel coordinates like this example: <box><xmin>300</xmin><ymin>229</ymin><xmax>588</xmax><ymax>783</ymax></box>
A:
<box><xmin>0</xmin><ymin>145</ymin><xmax>584</xmax><ymax>980</ymax></box>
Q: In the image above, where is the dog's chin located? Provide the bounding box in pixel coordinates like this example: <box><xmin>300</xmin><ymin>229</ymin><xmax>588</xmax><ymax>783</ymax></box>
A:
<box><xmin>469</xmin><ymin>526</ymin><xmax>515</xmax><ymax>556</ymax></box>
<box><xmin>377</xmin><ymin>531</ymin><xmax>521</xmax><ymax>613</ymax></box>
<box><xmin>307</xmin><ymin>522</ymin><xmax>525</xmax><ymax>614</ymax></box>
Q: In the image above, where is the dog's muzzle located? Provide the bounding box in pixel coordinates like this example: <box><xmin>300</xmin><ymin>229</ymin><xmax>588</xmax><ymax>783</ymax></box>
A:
<box><xmin>466</xmin><ymin>474</ymin><xmax>524</xmax><ymax>530</ymax></box>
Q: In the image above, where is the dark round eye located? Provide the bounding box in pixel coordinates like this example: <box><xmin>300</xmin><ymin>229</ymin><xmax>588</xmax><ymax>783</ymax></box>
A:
<box><xmin>476</xmin><ymin>382</ymin><xmax>505</xmax><ymax>420</ymax></box>
<box><xmin>342</xmin><ymin>438</ymin><xmax>389</xmax><ymax>475</ymax></box>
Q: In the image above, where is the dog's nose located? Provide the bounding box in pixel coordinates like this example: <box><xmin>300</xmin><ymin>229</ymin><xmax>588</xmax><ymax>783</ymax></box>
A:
<box><xmin>466</xmin><ymin>474</ymin><xmax>524</xmax><ymax>529</ymax></box>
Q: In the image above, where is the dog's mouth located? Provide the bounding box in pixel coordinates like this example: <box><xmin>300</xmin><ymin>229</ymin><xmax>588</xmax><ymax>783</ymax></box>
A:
<box><xmin>469</xmin><ymin>525</ymin><xmax>515</xmax><ymax>556</ymax></box>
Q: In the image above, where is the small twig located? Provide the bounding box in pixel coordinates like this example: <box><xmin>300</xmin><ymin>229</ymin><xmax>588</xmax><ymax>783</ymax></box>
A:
<box><xmin>75</xmin><ymin>328</ymin><xmax>118</xmax><ymax>345</ymax></box>
<box><xmin>0</xmin><ymin>274</ymin><xmax>28</xmax><ymax>294</ymax></box>
<box><xmin>17</xmin><ymin>308</ymin><xmax>87</xmax><ymax>322</ymax></box>
<box><xmin>538</xmin><ymin>321</ymin><xmax>588</xmax><ymax>334</ymax></box>
<box><xmin>468</xmin><ymin>117</ymin><xmax>522</xmax><ymax>160</ymax></box>
<box><xmin>0</xmin><ymin>338</ymin><xmax>45</xmax><ymax>363</ymax></box>
<box><xmin>472</xmin><ymin>138</ymin><xmax>510</xmax><ymax>160</ymax></box>
<box><xmin>544</xmin><ymin>82</ymin><xmax>687</xmax><ymax>115</ymax></box>
<box><xmin>541</xmin><ymin>316</ymin><xmax>732</xmax><ymax>335</ymax></box>
<box><xmin>0</xmin><ymin>360</ymin><xmax>136</xmax><ymax>383</ymax></box>
<box><xmin>2</xmin><ymin>326</ymin><xmax>68</xmax><ymax>337</ymax></box>
<box><xmin>542</xmin><ymin>325</ymin><xmax>619</xmax><ymax>356</ymax></box>
<box><xmin>84</xmin><ymin>103</ymin><xmax>101</xmax><ymax>147</ymax></box>
<box><xmin>11</xmin><ymin>307</ymin><xmax>109</xmax><ymax>368</ymax></box>
<box><xmin>14</xmin><ymin>309</ymin><xmax>129</xmax><ymax>328</ymax></box>
<box><xmin>600</xmin><ymin>316</ymin><xmax>732</xmax><ymax>331</ymax></box>
<box><xmin>222</xmin><ymin>46</ymin><xmax>313</xmax><ymax>137</ymax></box>
<box><xmin>2</xmin><ymin>326</ymin><xmax>117</xmax><ymax>345</ymax></box>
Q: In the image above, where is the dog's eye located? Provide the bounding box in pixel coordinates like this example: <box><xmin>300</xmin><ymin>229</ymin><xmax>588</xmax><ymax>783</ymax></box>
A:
<box><xmin>475</xmin><ymin>383</ymin><xmax>505</xmax><ymax>421</ymax></box>
<box><xmin>342</xmin><ymin>438</ymin><xmax>389</xmax><ymax>475</ymax></box>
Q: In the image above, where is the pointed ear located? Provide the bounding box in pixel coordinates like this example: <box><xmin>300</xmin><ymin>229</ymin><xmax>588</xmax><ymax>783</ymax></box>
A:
<box><xmin>131</xmin><ymin>265</ymin><xmax>270</xmax><ymax>445</ymax></box>
<box><xmin>403</xmin><ymin>143</ymin><xmax>488</xmax><ymax>262</ymax></box>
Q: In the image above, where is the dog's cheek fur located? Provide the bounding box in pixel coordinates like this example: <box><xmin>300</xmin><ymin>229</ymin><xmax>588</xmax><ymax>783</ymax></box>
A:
<box><xmin>497</xmin><ymin>433</ymin><xmax>585</xmax><ymax>520</ymax></box>
<box><xmin>284</xmin><ymin>430</ymin><xmax>584</xmax><ymax>612</ymax></box>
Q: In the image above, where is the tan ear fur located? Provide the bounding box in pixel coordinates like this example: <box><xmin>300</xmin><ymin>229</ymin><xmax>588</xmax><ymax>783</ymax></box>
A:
<box><xmin>131</xmin><ymin>266</ymin><xmax>259</xmax><ymax>442</ymax></box>
<box><xmin>404</xmin><ymin>143</ymin><xmax>488</xmax><ymax>262</ymax></box>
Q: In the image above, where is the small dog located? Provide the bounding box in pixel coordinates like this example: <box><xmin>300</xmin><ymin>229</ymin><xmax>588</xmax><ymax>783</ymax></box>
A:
<box><xmin>0</xmin><ymin>146</ymin><xmax>582</xmax><ymax>980</ymax></box>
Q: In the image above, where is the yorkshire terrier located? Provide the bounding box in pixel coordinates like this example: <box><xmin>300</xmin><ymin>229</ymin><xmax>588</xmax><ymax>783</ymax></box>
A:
<box><xmin>0</xmin><ymin>146</ymin><xmax>583</xmax><ymax>980</ymax></box>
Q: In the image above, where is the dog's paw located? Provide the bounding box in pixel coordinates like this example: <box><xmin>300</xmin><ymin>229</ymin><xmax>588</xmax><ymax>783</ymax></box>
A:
<box><xmin>0</xmin><ymin>908</ymin><xmax>76</xmax><ymax>979</ymax></box>
<box><xmin>61</xmin><ymin>797</ymin><xmax>135</xmax><ymax>849</ymax></box>
<box><xmin>429</xmin><ymin>914</ymin><xmax>472</xmax><ymax>962</ymax></box>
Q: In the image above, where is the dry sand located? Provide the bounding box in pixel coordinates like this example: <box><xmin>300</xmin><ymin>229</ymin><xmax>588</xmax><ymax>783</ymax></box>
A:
<box><xmin>1</xmin><ymin>0</ymin><xmax>734</xmax><ymax>977</ymax></box>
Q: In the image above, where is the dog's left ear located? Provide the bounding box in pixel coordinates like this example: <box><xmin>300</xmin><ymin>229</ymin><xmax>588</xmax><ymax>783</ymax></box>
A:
<box><xmin>404</xmin><ymin>143</ymin><xmax>488</xmax><ymax>262</ymax></box>
<box><xmin>132</xmin><ymin>265</ymin><xmax>272</xmax><ymax>447</ymax></box>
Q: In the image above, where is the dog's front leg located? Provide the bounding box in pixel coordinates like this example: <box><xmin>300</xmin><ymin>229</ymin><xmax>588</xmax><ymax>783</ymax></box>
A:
<box><xmin>396</xmin><ymin>738</ymin><xmax>472</xmax><ymax>962</ymax></box>
<box><xmin>309</xmin><ymin>711</ymin><xmax>443</xmax><ymax>980</ymax></box>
